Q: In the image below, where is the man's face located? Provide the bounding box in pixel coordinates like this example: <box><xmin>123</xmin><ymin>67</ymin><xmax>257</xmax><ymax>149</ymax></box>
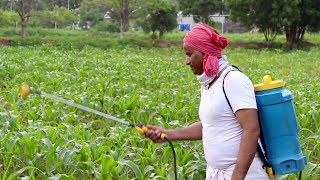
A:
<box><xmin>183</xmin><ymin>44</ymin><xmax>206</xmax><ymax>75</ymax></box>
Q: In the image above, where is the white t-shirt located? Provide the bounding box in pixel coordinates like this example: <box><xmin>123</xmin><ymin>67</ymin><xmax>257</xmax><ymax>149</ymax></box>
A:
<box><xmin>199</xmin><ymin>66</ymin><xmax>257</xmax><ymax>169</ymax></box>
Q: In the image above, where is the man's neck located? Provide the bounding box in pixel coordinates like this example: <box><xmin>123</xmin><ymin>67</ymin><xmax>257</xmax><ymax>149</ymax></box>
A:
<box><xmin>208</xmin><ymin>65</ymin><xmax>229</xmax><ymax>88</ymax></box>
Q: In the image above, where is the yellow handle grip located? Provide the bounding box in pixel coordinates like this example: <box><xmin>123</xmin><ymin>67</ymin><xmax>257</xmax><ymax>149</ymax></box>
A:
<box><xmin>134</xmin><ymin>126</ymin><xmax>166</xmax><ymax>140</ymax></box>
<box><xmin>266</xmin><ymin>166</ymin><xmax>274</xmax><ymax>180</ymax></box>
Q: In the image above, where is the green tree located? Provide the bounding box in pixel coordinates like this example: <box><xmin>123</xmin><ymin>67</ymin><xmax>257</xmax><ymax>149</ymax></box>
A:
<box><xmin>30</xmin><ymin>7</ymin><xmax>78</xmax><ymax>28</ymax></box>
<box><xmin>78</xmin><ymin>0</ymin><xmax>108</xmax><ymax>29</ymax></box>
<box><xmin>28</xmin><ymin>10</ymin><xmax>42</xmax><ymax>27</ymax></box>
<box><xmin>29</xmin><ymin>10</ymin><xmax>51</xmax><ymax>28</ymax></box>
<box><xmin>42</xmin><ymin>0</ymin><xmax>83</xmax><ymax>10</ymax></box>
<box><xmin>177</xmin><ymin>0</ymin><xmax>225</xmax><ymax>24</ymax></box>
<box><xmin>0</xmin><ymin>9</ymin><xmax>7</xmax><ymax>26</ymax></box>
<box><xmin>0</xmin><ymin>0</ymin><xmax>11</xmax><ymax>10</ymax></box>
<box><xmin>107</xmin><ymin>0</ymin><xmax>140</xmax><ymax>38</ymax></box>
<box><xmin>227</xmin><ymin>0</ymin><xmax>281</xmax><ymax>42</ymax></box>
<box><xmin>227</xmin><ymin>0</ymin><xmax>320</xmax><ymax>49</ymax></box>
<box><xmin>15</xmin><ymin>0</ymin><xmax>35</xmax><ymax>39</ymax></box>
<box><xmin>274</xmin><ymin>0</ymin><xmax>320</xmax><ymax>49</ymax></box>
<box><xmin>135</xmin><ymin>0</ymin><xmax>177</xmax><ymax>45</ymax></box>
<box><xmin>52</xmin><ymin>6</ymin><xmax>78</xmax><ymax>28</ymax></box>
<box><xmin>9</xmin><ymin>12</ymin><xmax>20</xmax><ymax>27</ymax></box>
<box><xmin>93</xmin><ymin>21</ymin><xmax>120</xmax><ymax>32</ymax></box>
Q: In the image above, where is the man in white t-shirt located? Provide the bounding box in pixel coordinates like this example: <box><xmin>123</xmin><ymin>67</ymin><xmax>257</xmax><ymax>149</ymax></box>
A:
<box><xmin>144</xmin><ymin>24</ymin><xmax>269</xmax><ymax>180</ymax></box>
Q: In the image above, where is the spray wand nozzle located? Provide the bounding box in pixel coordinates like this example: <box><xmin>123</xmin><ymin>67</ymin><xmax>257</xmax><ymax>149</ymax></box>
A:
<box><xmin>20</xmin><ymin>84</ymin><xmax>41</xmax><ymax>99</ymax></box>
<box><xmin>19</xmin><ymin>84</ymin><xmax>176</xmax><ymax>180</ymax></box>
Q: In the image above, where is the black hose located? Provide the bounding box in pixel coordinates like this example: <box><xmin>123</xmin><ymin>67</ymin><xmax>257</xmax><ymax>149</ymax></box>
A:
<box><xmin>298</xmin><ymin>171</ymin><xmax>302</xmax><ymax>180</ymax></box>
<box><xmin>164</xmin><ymin>136</ymin><xmax>177</xmax><ymax>180</ymax></box>
<box><xmin>132</xmin><ymin>124</ymin><xmax>177</xmax><ymax>180</ymax></box>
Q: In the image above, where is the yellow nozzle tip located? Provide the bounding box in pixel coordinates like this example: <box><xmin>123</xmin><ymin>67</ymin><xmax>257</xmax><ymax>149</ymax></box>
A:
<box><xmin>20</xmin><ymin>84</ymin><xmax>30</xmax><ymax>99</ymax></box>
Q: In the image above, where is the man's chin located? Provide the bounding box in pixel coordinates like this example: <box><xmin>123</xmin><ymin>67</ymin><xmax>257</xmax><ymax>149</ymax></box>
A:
<box><xmin>191</xmin><ymin>69</ymin><xmax>202</xmax><ymax>75</ymax></box>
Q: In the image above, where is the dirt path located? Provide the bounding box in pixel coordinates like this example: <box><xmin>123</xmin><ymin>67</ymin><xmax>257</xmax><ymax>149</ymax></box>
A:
<box><xmin>0</xmin><ymin>39</ymin><xmax>13</xmax><ymax>46</ymax></box>
<box><xmin>0</xmin><ymin>38</ymin><xmax>316</xmax><ymax>49</ymax></box>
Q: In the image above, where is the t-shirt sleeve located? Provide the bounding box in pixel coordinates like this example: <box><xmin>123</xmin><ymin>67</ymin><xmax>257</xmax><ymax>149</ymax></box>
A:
<box><xmin>224</xmin><ymin>71</ymin><xmax>257</xmax><ymax>113</ymax></box>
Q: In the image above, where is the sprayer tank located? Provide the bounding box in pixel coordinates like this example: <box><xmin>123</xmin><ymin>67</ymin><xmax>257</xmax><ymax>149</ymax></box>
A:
<box><xmin>254</xmin><ymin>75</ymin><xmax>307</xmax><ymax>175</ymax></box>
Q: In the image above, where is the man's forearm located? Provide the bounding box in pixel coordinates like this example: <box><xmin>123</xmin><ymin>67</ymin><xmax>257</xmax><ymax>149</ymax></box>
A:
<box><xmin>166</xmin><ymin>122</ymin><xmax>202</xmax><ymax>141</ymax></box>
<box><xmin>231</xmin><ymin>130</ymin><xmax>260</xmax><ymax>180</ymax></box>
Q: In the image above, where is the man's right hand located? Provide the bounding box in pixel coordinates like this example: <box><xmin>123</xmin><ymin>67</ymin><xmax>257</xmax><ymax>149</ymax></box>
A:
<box><xmin>143</xmin><ymin>122</ymin><xmax>203</xmax><ymax>143</ymax></box>
<box><xmin>144</xmin><ymin>124</ymin><xmax>168</xmax><ymax>143</ymax></box>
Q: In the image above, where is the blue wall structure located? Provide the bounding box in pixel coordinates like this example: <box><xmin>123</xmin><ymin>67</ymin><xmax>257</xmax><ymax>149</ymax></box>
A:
<box><xmin>178</xmin><ymin>23</ymin><xmax>191</xmax><ymax>31</ymax></box>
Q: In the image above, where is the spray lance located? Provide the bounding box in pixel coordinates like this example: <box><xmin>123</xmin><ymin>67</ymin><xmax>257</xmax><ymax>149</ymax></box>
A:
<box><xmin>20</xmin><ymin>84</ymin><xmax>178</xmax><ymax>180</ymax></box>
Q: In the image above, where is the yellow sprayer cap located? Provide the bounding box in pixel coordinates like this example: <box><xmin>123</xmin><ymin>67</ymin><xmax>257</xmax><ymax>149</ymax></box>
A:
<box><xmin>254</xmin><ymin>75</ymin><xmax>284</xmax><ymax>91</ymax></box>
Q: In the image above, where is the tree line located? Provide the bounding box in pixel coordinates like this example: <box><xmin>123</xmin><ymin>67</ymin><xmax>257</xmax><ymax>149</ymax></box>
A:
<box><xmin>228</xmin><ymin>0</ymin><xmax>320</xmax><ymax>49</ymax></box>
<box><xmin>0</xmin><ymin>0</ymin><xmax>319</xmax><ymax>49</ymax></box>
<box><xmin>0</xmin><ymin>0</ymin><xmax>178</xmax><ymax>43</ymax></box>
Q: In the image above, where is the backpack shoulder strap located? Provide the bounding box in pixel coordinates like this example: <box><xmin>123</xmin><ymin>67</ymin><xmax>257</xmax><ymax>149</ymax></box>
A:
<box><xmin>222</xmin><ymin>65</ymin><xmax>241</xmax><ymax>112</ymax></box>
<box><xmin>222</xmin><ymin>65</ymin><xmax>271</xmax><ymax>168</ymax></box>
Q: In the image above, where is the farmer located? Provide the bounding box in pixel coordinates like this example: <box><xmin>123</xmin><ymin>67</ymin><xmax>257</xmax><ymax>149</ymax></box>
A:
<box><xmin>144</xmin><ymin>24</ymin><xmax>269</xmax><ymax>180</ymax></box>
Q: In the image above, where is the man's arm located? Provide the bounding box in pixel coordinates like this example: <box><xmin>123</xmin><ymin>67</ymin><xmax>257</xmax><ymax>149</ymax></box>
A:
<box><xmin>231</xmin><ymin>109</ymin><xmax>260</xmax><ymax>180</ymax></box>
<box><xmin>145</xmin><ymin>122</ymin><xmax>202</xmax><ymax>143</ymax></box>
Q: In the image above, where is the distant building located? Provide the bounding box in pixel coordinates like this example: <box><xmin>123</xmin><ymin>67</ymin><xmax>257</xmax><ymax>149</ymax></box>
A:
<box><xmin>104</xmin><ymin>11</ymin><xmax>111</xmax><ymax>22</ymax></box>
<box><xmin>176</xmin><ymin>11</ymin><xmax>248</xmax><ymax>34</ymax></box>
<box><xmin>177</xmin><ymin>11</ymin><xmax>198</xmax><ymax>30</ymax></box>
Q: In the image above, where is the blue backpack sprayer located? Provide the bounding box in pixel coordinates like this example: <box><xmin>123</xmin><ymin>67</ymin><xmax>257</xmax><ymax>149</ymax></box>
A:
<box><xmin>223</xmin><ymin>66</ymin><xmax>308</xmax><ymax>179</ymax></box>
<box><xmin>254</xmin><ymin>75</ymin><xmax>308</xmax><ymax>177</ymax></box>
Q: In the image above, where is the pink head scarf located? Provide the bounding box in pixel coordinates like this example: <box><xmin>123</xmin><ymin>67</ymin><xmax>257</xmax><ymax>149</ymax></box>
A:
<box><xmin>183</xmin><ymin>24</ymin><xmax>228</xmax><ymax>77</ymax></box>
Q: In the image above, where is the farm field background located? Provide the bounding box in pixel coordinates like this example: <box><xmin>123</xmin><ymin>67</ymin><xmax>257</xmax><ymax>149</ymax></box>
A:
<box><xmin>0</xmin><ymin>30</ymin><xmax>319</xmax><ymax>179</ymax></box>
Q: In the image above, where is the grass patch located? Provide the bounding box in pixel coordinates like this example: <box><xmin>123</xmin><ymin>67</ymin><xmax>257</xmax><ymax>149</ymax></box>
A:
<box><xmin>1</xmin><ymin>28</ymin><xmax>319</xmax><ymax>50</ymax></box>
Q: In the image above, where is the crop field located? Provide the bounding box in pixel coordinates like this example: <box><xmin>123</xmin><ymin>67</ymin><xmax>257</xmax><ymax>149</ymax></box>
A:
<box><xmin>0</xmin><ymin>36</ymin><xmax>319</xmax><ymax>179</ymax></box>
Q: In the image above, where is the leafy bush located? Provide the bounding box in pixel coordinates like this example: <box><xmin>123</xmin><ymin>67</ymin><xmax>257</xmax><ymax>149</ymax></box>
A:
<box><xmin>29</xmin><ymin>8</ymin><xmax>79</xmax><ymax>29</ymax></box>
<box><xmin>0</xmin><ymin>10</ymin><xmax>19</xmax><ymax>28</ymax></box>
<box><xmin>93</xmin><ymin>21</ymin><xmax>120</xmax><ymax>33</ymax></box>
